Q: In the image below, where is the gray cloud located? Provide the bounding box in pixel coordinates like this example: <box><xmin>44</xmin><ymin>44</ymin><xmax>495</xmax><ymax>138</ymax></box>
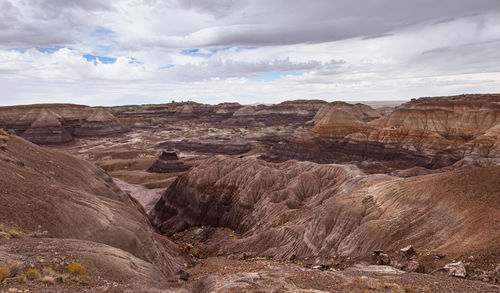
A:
<box><xmin>3</xmin><ymin>0</ymin><xmax>500</xmax><ymax>49</ymax></box>
<box><xmin>143</xmin><ymin>0</ymin><xmax>500</xmax><ymax>47</ymax></box>
<box><xmin>0</xmin><ymin>0</ymin><xmax>113</xmax><ymax>47</ymax></box>
<box><xmin>174</xmin><ymin>0</ymin><xmax>246</xmax><ymax>18</ymax></box>
<box><xmin>160</xmin><ymin>58</ymin><xmax>344</xmax><ymax>81</ymax></box>
<box><xmin>1</xmin><ymin>1</ymin><xmax>500</xmax><ymax>106</ymax></box>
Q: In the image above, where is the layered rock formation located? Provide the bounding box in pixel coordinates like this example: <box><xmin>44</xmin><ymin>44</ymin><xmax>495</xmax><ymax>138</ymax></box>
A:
<box><xmin>0</xmin><ymin>136</ymin><xmax>185</xmax><ymax>288</ymax></box>
<box><xmin>262</xmin><ymin>94</ymin><xmax>500</xmax><ymax>170</ymax></box>
<box><xmin>0</xmin><ymin>104</ymin><xmax>92</xmax><ymax>135</ymax></box>
<box><xmin>0</xmin><ymin>104</ymin><xmax>129</xmax><ymax>144</ymax></box>
<box><xmin>22</xmin><ymin>111</ymin><xmax>73</xmax><ymax>144</ymax></box>
<box><xmin>309</xmin><ymin>101</ymin><xmax>382</xmax><ymax>127</ymax></box>
<box><xmin>157</xmin><ymin>139</ymin><xmax>252</xmax><ymax>155</ymax></box>
<box><xmin>73</xmin><ymin>108</ymin><xmax>128</xmax><ymax>137</ymax></box>
<box><xmin>150</xmin><ymin>156</ymin><xmax>500</xmax><ymax>261</ymax></box>
<box><xmin>147</xmin><ymin>151</ymin><xmax>191</xmax><ymax>173</ymax></box>
<box><xmin>222</xmin><ymin>99</ymin><xmax>328</xmax><ymax>126</ymax></box>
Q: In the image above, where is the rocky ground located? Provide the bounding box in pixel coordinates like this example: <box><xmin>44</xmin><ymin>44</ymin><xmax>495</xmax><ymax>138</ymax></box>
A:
<box><xmin>1</xmin><ymin>96</ymin><xmax>499</xmax><ymax>292</ymax></box>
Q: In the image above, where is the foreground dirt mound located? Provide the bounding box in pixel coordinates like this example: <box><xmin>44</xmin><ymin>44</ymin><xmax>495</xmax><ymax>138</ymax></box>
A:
<box><xmin>183</xmin><ymin>257</ymin><xmax>498</xmax><ymax>293</ymax></box>
<box><xmin>0</xmin><ymin>237</ymin><xmax>172</xmax><ymax>292</ymax></box>
<box><xmin>151</xmin><ymin>155</ymin><xmax>500</xmax><ymax>266</ymax></box>
<box><xmin>0</xmin><ymin>136</ymin><xmax>185</xmax><ymax>289</ymax></box>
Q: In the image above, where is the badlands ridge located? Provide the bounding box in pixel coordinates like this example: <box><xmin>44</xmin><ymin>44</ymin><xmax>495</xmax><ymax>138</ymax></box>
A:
<box><xmin>0</xmin><ymin>94</ymin><xmax>499</xmax><ymax>292</ymax></box>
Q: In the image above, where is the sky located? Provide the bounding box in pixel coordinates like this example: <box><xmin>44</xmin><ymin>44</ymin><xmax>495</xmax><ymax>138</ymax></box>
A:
<box><xmin>1</xmin><ymin>0</ymin><xmax>500</xmax><ymax>106</ymax></box>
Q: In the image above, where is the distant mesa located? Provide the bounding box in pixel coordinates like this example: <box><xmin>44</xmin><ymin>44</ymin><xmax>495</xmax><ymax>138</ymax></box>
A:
<box><xmin>262</xmin><ymin>94</ymin><xmax>500</xmax><ymax>171</ymax></box>
<box><xmin>310</xmin><ymin>102</ymin><xmax>381</xmax><ymax>137</ymax></box>
<box><xmin>0</xmin><ymin>104</ymin><xmax>130</xmax><ymax>144</ymax></box>
<box><xmin>147</xmin><ymin>151</ymin><xmax>191</xmax><ymax>173</ymax></box>
<box><xmin>222</xmin><ymin>99</ymin><xmax>327</xmax><ymax>127</ymax></box>
<box><xmin>22</xmin><ymin>110</ymin><xmax>73</xmax><ymax>144</ymax></box>
<box><xmin>73</xmin><ymin>108</ymin><xmax>129</xmax><ymax>137</ymax></box>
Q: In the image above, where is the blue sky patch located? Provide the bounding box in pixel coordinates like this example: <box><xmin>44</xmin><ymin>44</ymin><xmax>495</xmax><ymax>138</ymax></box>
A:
<box><xmin>128</xmin><ymin>57</ymin><xmax>143</xmax><ymax>64</ymax></box>
<box><xmin>8</xmin><ymin>46</ymin><xmax>67</xmax><ymax>53</ymax></box>
<box><xmin>90</xmin><ymin>26</ymin><xmax>116</xmax><ymax>39</ymax></box>
<box><xmin>83</xmin><ymin>54</ymin><xmax>117</xmax><ymax>64</ymax></box>
<box><xmin>35</xmin><ymin>46</ymin><xmax>65</xmax><ymax>53</ymax></box>
<box><xmin>249</xmin><ymin>71</ymin><xmax>304</xmax><ymax>82</ymax></box>
<box><xmin>181</xmin><ymin>47</ymin><xmax>232</xmax><ymax>58</ymax></box>
<box><xmin>159</xmin><ymin>64</ymin><xmax>174</xmax><ymax>70</ymax></box>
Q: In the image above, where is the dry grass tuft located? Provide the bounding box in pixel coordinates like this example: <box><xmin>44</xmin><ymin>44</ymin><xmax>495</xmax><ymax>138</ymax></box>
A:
<box><xmin>17</xmin><ymin>273</ymin><xmax>26</xmax><ymax>283</ymax></box>
<box><xmin>78</xmin><ymin>275</ymin><xmax>91</xmax><ymax>284</ymax></box>
<box><xmin>8</xmin><ymin>261</ymin><xmax>22</xmax><ymax>277</ymax></box>
<box><xmin>67</xmin><ymin>263</ymin><xmax>85</xmax><ymax>275</ymax></box>
<box><xmin>25</xmin><ymin>268</ymin><xmax>40</xmax><ymax>280</ymax></box>
<box><xmin>0</xmin><ymin>265</ymin><xmax>11</xmax><ymax>282</ymax></box>
<box><xmin>42</xmin><ymin>266</ymin><xmax>57</xmax><ymax>277</ymax></box>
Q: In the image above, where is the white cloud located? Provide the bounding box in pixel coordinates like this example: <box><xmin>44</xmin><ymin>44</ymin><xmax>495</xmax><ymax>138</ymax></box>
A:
<box><xmin>0</xmin><ymin>1</ymin><xmax>500</xmax><ymax>106</ymax></box>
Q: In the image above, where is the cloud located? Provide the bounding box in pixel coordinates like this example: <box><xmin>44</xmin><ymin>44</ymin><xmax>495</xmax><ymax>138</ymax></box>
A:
<box><xmin>159</xmin><ymin>57</ymin><xmax>342</xmax><ymax>81</ymax></box>
<box><xmin>1</xmin><ymin>1</ymin><xmax>500</xmax><ymax>106</ymax></box>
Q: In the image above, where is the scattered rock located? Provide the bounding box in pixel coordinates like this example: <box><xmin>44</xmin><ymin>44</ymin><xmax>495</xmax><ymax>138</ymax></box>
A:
<box><xmin>400</xmin><ymin>245</ymin><xmax>416</xmax><ymax>258</ymax></box>
<box><xmin>41</xmin><ymin>275</ymin><xmax>55</xmax><ymax>284</ymax></box>
<box><xmin>177</xmin><ymin>270</ymin><xmax>190</xmax><ymax>281</ymax></box>
<box><xmin>376</xmin><ymin>253</ymin><xmax>391</xmax><ymax>265</ymax></box>
<box><xmin>443</xmin><ymin>261</ymin><xmax>467</xmax><ymax>278</ymax></box>
<box><xmin>405</xmin><ymin>260</ymin><xmax>424</xmax><ymax>273</ymax></box>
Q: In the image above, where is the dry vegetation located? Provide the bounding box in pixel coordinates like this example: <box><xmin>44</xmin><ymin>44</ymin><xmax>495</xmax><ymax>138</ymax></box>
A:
<box><xmin>0</xmin><ymin>260</ymin><xmax>88</xmax><ymax>287</ymax></box>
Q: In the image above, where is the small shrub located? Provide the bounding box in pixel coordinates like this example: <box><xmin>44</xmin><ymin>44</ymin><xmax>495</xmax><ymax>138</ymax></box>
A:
<box><xmin>177</xmin><ymin>243</ymin><xmax>192</xmax><ymax>254</ymax></box>
<box><xmin>26</xmin><ymin>268</ymin><xmax>40</xmax><ymax>280</ymax></box>
<box><xmin>8</xmin><ymin>262</ymin><xmax>22</xmax><ymax>277</ymax></box>
<box><xmin>78</xmin><ymin>275</ymin><xmax>90</xmax><ymax>284</ymax></box>
<box><xmin>0</xmin><ymin>129</ymin><xmax>10</xmax><ymax>142</ymax></box>
<box><xmin>353</xmin><ymin>276</ymin><xmax>365</xmax><ymax>283</ymax></box>
<box><xmin>0</xmin><ymin>265</ymin><xmax>11</xmax><ymax>281</ymax></box>
<box><xmin>67</xmin><ymin>263</ymin><xmax>85</xmax><ymax>275</ymax></box>
<box><xmin>7</xmin><ymin>228</ymin><xmax>21</xmax><ymax>238</ymax></box>
<box><xmin>403</xmin><ymin>285</ymin><xmax>413</xmax><ymax>292</ymax></box>
<box><xmin>42</xmin><ymin>266</ymin><xmax>57</xmax><ymax>277</ymax></box>
<box><xmin>423</xmin><ymin>285</ymin><xmax>432</xmax><ymax>293</ymax></box>
<box><xmin>17</xmin><ymin>273</ymin><xmax>26</xmax><ymax>283</ymax></box>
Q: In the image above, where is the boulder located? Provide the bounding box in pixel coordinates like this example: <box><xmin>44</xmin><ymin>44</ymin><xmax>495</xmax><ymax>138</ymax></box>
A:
<box><xmin>400</xmin><ymin>245</ymin><xmax>416</xmax><ymax>258</ymax></box>
<box><xmin>443</xmin><ymin>261</ymin><xmax>467</xmax><ymax>278</ymax></box>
